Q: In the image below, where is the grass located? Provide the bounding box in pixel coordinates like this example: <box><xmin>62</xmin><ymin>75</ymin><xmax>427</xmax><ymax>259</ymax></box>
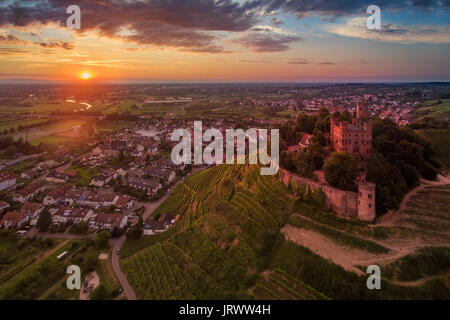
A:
<box><xmin>66</xmin><ymin>164</ymin><xmax>100</xmax><ymax>186</ymax></box>
<box><xmin>0</xmin><ymin>118</ymin><xmax>50</xmax><ymax>132</ymax></box>
<box><xmin>30</xmin><ymin>135</ymin><xmax>73</xmax><ymax>146</ymax></box>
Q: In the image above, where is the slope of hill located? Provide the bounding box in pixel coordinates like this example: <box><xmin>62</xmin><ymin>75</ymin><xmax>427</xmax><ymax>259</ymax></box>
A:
<box><xmin>121</xmin><ymin>164</ymin><xmax>450</xmax><ymax>300</ymax></box>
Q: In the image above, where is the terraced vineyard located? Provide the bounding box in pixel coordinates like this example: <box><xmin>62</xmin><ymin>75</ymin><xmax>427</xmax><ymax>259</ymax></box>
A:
<box><xmin>122</xmin><ymin>164</ymin><xmax>316</xmax><ymax>299</ymax></box>
<box><xmin>121</xmin><ymin>164</ymin><xmax>450</xmax><ymax>300</ymax></box>
<box><xmin>419</xmin><ymin>128</ymin><xmax>450</xmax><ymax>170</ymax></box>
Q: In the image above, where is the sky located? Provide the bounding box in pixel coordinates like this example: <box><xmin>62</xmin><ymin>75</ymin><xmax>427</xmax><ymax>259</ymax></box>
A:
<box><xmin>0</xmin><ymin>0</ymin><xmax>449</xmax><ymax>83</ymax></box>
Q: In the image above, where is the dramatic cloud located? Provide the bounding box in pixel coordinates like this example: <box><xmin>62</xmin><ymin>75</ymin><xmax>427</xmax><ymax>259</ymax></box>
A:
<box><xmin>34</xmin><ymin>40</ymin><xmax>74</xmax><ymax>50</ymax></box>
<box><xmin>328</xmin><ymin>17</ymin><xmax>450</xmax><ymax>44</ymax></box>
<box><xmin>232</xmin><ymin>27</ymin><xmax>301</xmax><ymax>52</ymax></box>
<box><xmin>0</xmin><ymin>0</ymin><xmax>263</xmax><ymax>53</ymax></box>
<box><xmin>0</xmin><ymin>34</ymin><xmax>26</xmax><ymax>44</ymax></box>
<box><xmin>270</xmin><ymin>17</ymin><xmax>284</xmax><ymax>26</ymax></box>
<box><xmin>288</xmin><ymin>58</ymin><xmax>309</xmax><ymax>65</ymax></box>
<box><xmin>262</xmin><ymin>0</ymin><xmax>450</xmax><ymax>19</ymax></box>
<box><xmin>0</xmin><ymin>0</ymin><xmax>448</xmax><ymax>53</ymax></box>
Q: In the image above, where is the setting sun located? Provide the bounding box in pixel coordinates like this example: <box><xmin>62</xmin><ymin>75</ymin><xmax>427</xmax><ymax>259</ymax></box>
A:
<box><xmin>81</xmin><ymin>72</ymin><xmax>91</xmax><ymax>80</ymax></box>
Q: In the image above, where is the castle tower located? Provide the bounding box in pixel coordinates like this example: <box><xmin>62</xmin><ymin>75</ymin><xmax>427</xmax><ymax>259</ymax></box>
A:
<box><xmin>357</xmin><ymin>181</ymin><xmax>376</xmax><ymax>221</ymax></box>
<box><xmin>356</xmin><ymin>103</ymin><xmax>368</xmax><ymax>121</ymax></box>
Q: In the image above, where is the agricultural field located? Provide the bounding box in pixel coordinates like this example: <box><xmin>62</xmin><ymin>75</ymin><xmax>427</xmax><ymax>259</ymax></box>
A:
<box><xmin>0</xmin><ymin>117</ymin><xmax>50</xmax><ymax>134</ymax></box>
<box><xmin>121</xmin><ymin>164</ymin><xmax>450</xmax><ymax>300</ymax></box>
<box><xmin>419</xmin><ymin>128</ymin><xmax>450</xmax><ymax>170</ymax></box>
<box><xmin>396</xmin><ymin>183</ymin><xmax>450</xmax><ymax>243</ymax></box>
<box><xmin>414</xmin><ymin>99</ymin><xmax>450</xmax><ymax>121</ymax></box>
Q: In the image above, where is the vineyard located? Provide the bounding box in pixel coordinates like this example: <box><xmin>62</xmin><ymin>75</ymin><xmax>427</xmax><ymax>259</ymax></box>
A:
<box><xmin>121</xmin><ymin>163</ymin><xmax>327</xmax><ymax>299</ymax></box>
<box><xmin>121</xmin><ymin>163</ymin><xmax>450</xmax><ymax>300</ymax></box>
<box><xmin>419</xmin><ymin>128</ymin><xmax>450</xmax><ymax>170</ymax></box>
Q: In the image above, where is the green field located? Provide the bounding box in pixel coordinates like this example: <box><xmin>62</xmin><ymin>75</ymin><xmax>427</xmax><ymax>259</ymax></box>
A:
<box><xmin>0</xmin><ymin>118</ymin><xmax>50</xmax><ymax>133</ymax></box>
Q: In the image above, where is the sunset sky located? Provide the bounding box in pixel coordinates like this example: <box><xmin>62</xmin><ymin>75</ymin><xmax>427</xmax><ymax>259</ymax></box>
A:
<box><xmin>0</xmin><ymin>0</ymin><xmax>449</xmax><ymax>82</ymax></box>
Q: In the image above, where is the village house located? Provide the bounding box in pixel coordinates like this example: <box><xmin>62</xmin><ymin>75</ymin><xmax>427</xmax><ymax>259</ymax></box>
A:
<box><xmin>13</xmin><ymin>180</ymin><xmax>47</xmax><ymax>203</ymax></box>
<box><xmin>20</xmin><ymin>202</ymin><xmax>44</xmax><ymax>219</ymax></box>
<box><xmin>145</xmin><ymin>166</ymin><xmax>176</xmax><ymax>184</ymax></box>
<box><xmin>126</xmin><ymin>177</ymin><xmax>162</xmax><ymax>195</ymax></box>
<box><xmin>115</xmin><ymin>196</ymin><xmax>133</xmax><ymax>210</ymax></box>
<box><xmin>89</xmin><ymin>213</ymin><xmax>127</xmax><ymax>232</ymax></box>
<box><xmin>20</xmin><ymin>168</ymin><xmax>38</xmax><ymax>180</ymax></box>
<box><xmin>0</xmin><ymin>171</ymin><xmax>16</xmax><ymax>191</ymax></box>
<box><xmin>143</xmin><ymin>213</ymin><xmax>175</xmax><ymax>236</ymax></box>
<box><xmin>43</xmin><ymin>184</ymin><xmax>71</xmax><ymax>206</ymax></box>
<box><xmin>0</xmin><ymin>200</ymin><xmax>10</xmax><ymax>213</ymax></box>
<box><xmin>0</xmin><ymin>211</ymin><xmax>28</xmax><ymax>229</ymax></box>
<box><xmin>46</xmin><ymin>171</ymin><xmax>70</xmax><ymax>183</ymax></box>
<box><xmin>51</xmin><ymin>207</ymin><xmax>94</xmax><ymax>225</ymax></box>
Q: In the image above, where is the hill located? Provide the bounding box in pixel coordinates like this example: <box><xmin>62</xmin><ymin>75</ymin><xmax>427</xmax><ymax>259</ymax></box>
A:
<box><xmin>120</xmin><ymin>164</ymin><xmax>450</xmax><ymax>300</ymax></box>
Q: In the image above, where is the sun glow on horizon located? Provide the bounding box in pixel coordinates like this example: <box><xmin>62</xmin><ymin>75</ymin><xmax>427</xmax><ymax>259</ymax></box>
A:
<box><xmin>81</xmin><ymin>72</ymin><xmax>92</xmax><ymax>80</ymax></box>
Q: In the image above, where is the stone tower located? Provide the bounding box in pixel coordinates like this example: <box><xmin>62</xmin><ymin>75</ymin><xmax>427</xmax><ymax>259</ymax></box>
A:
<box><xmin>356</xmin><ymin>102</ymin><xmax>369</xmax><ymax>121</ymax></box>
<box><xmin>357</xmin><ymin>181</ymin><xmax>376</xmax><ymax>221</ymax></box>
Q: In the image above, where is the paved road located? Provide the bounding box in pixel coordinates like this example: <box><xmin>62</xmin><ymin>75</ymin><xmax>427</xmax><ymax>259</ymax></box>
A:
<box><xmin>109</xmin><ymin>235</ymin><xmax>138</xmax><ymax>300</ymax></box>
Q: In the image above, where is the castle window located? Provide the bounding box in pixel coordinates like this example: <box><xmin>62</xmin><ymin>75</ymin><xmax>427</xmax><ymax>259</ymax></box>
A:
<box><xmin>368</xmin><ymin>204</ymin><xmax>372</xmax><ymax>208</ymax></box>
<box><xmin>368</xmin><ymin>194</ymin><xmax>372</xmax><ymax>199</ymax></box>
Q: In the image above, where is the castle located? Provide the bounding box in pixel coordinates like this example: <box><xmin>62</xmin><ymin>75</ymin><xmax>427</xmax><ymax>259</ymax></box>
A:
<box><xmin>330</xmin><ymin>103</ymin><xmax>372</xmax><ymax>162</ymax></box>
<box><xmin>281</xmin><ymin>103</ymin><xmax>376</xmax><ymax>221</ymax></box>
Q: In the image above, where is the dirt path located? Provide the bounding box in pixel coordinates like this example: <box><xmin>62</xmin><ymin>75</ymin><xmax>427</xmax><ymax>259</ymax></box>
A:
<box><xmin>282</xmin><ymin>225</ymin><xmax>371</xmax><ymax>275</ymax></box>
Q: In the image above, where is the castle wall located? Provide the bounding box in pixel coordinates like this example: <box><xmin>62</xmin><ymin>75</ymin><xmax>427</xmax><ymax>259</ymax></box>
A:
<box><xmin>279</xmin><ymin>168</ymin><xmax>360</xmax><ymax>219</ymax></box>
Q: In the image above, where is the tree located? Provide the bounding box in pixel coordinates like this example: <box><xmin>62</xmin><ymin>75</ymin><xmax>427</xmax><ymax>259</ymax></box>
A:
<box><xmin>339</xmin><ymin>110</ymin><xmax>352</xmax><ymax>122</ymax></box>
<box><xmin>296</xmin><ymin>113</ymin><xmax>317</xmax><ymax>134</ymax></box>
<box><xmin>323</xmin><ymin>151</ymin><xmax>358</xmax><ymax>190</ymax></box>
<box><xmin>127</xmin><ymin>215</ymin><xmax>143</xmax><ymax>239</ymax></box>
<box><xmin>95</xmin><ymin>230</ymin><xmax>111</xmax><ymax>249</ymax></box>
<box><xmin>37</xmin><ymin>209</ymin><xmax>52</xmax><ymax>232</ymax></box>
<box><xmin>366</xmin><ymin>152</ymin><xmax>407</xmax><ymax>214</ymax></box>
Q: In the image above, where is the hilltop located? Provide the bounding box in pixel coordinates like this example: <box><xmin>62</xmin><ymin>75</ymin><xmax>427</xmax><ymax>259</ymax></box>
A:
<box><xmin>120</xmin><ymin>164</ymin><xmax>450</xmax><ymax>300</ymax></box>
